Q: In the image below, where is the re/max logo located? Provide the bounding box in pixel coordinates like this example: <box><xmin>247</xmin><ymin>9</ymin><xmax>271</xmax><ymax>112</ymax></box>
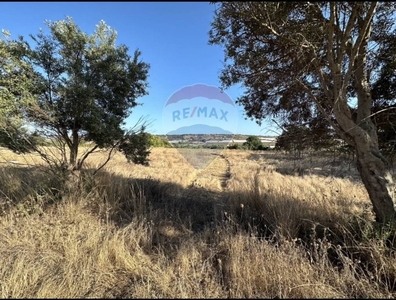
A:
<box><xmin>172</xmin><ymin>107</ymin><xmax>228</xmax><ymax>122</ymax></box>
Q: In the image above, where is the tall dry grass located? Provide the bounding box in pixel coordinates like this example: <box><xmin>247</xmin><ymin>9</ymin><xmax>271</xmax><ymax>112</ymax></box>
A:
<box><xmin>224</xmin><ymin>150</ymin><xmax>373</xmax><ymax>237</ymax></box>
<box><xmin>0</xmin><ymin>146</ymin><xmax>395</xmax><ymax>298</ymax></box>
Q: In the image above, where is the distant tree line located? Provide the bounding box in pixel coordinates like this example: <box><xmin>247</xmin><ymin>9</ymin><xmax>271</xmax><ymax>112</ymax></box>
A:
<box><xmin>228</xmin><ymin>136</ymin><xmax>271</xmax><ymax>151</ymax></box>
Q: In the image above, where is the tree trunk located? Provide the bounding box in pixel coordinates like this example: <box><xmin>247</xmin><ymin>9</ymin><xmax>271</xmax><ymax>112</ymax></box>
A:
<box><xmin>331</xmin><ymin>95</ymin><xmax>396</xmax><ymax>225</ymax></box>
<box><xmin>350</xmin><ymin>20</ymin><xmax>396</xmax><ymax>225</ymax></box>
<box><xmin>69</xmin><ymin>130</ymin><xmax>79</xmax><ymax>168</ymax></box>
<box><xmin>355</xmin><ymin>145</ymin><xmax>395</xmax><ymax>224</ymax></box>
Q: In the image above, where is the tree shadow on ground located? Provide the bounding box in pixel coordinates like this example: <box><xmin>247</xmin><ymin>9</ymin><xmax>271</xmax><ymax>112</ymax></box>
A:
<box><xmin>0</xmin><ymin>164</ymin><xmax>67</xmax><ymax>214</ymax></box>
<box><xmin>0</xmin><ymin>163</ymin><xmax>382</xmax><ymax>263</ymax></box>
<box><xmin>2</xmin><ymin>163</ymin><xmax>396</xmax><ymax>294</ymax></box>
<box><xmin>79</xmin><ymin>167</ymin><xmax>376</xmax><ymax>249</ymax></box>
<box><xmin>247</xmin><ymin>151</ymin><xmax>362</xmax><ymax>183</ymax></box>
<box><xmin>0</xmin><ymin>163</ymin><xmax>373</xmax><ymax>235</ymax></box>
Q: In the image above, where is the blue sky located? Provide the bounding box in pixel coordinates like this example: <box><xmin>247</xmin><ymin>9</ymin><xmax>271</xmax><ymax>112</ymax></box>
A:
<box><xmin>0</xmin><ymin>2</ymin><xmax>278</xmax><ymax>136</ymax></box>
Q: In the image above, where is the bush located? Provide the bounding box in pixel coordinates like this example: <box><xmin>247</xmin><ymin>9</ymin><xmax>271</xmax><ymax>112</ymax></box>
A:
<box><xmin>257</xmin><ymin>145</ymin><xmax>269</xmax><ymax>151</ymax></box>
<box><xmin>243</xmin><ymin>136</ymin><xmax>269</xmax><ymax>151</ymax></box>
<box><xmin>119</xmin><ymin>132</ymin><xmax>152</xmax><ymax>166</ymax></box>
<box><xmin>228</xmin><ymin>143</ymin><xmax>244</xmax><ymax>150</ymax></box>
<box><xmin>149</xmin><ymin>135</ymin><xmax>172</xmax><ymax>148</ymax></box>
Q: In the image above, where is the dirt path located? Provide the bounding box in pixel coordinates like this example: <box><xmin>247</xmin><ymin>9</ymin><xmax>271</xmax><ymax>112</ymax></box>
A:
<box><xmin>188</xmin><ymin>153</ymin><xmax>231</xmax><ymax>193</ymax></box>
<box><xmin>153</xmin><ymin>151</ymin><xmax>233</xmax><ymax>250</ymax></box>
<box><xmin>178</xmin><ymin>154</ymin><xmax>230</xmax><ymax>224</ymax></box>
<box><xmin>176</xmin><ymin>151</ymin><xmax>231</xmax><ymax>230</ymax></box>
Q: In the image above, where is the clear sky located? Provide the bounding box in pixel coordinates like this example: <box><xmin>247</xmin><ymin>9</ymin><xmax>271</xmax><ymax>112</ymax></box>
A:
<box><xmin>0</xmin><ymin>2</ymin><xmax>278</xmax><ymax>136</ymax></box>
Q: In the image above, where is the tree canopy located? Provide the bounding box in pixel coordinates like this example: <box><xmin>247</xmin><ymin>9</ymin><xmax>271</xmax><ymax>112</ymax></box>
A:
<box><xmin>0</xmin><ymin>30</ymin><xmax>39</xmax><ymax>152</ymax></box>
<box><xmin>209</xmin><ymin>2</ymin><xmax>396</xmax><ymax>224</ymax></box>
<box><xmin>17</xmin><ymin>17</ymin><xmax>151</xmax><ymax>170</ymax></box>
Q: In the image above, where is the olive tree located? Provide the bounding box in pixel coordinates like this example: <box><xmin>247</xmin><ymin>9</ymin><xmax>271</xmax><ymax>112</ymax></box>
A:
<box><xmin>24</xmin><ymin>17</ymin><xmax>150</xmax><ymax>171</ymax></box>
<box><xmin>0</xmin><ymin>30</ymin><xmax>39</xmax><ymax>153</ymax></box>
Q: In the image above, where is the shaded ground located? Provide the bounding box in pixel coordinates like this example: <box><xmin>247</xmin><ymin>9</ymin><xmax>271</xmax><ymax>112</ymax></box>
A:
<box><xmin>248</xmin><ymin>150</ymin><xmax>362</xmax><ymax>182</ymax></box>
<box><xmin>0</xmin><ymin>150</ymin><xmax>396</xmax><ymax>298</ymax></box>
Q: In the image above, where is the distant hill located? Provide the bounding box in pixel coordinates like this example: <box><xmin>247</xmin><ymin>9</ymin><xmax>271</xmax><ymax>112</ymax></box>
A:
<box><xmin>167</xmin><ymin>124</ymin><xmax>233</xmax><ymax>135</ymax></box>
<box><xmin>156</xmin><ymin>133</ymin><xmax>278</xmax><ymax>139</ymax></box>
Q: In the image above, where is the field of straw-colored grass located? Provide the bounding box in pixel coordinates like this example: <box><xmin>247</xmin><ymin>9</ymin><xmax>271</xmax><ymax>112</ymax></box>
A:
<box><xmin>0</xmin><ymin>146</ymin><xmax>395</xmax><ymax>298</ymax></box>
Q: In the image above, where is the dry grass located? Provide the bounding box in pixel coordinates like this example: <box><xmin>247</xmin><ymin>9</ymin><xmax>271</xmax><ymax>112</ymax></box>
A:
<box><xmin>0</xmin><ymin>146</ymin><xmax>395</xmax><ymax>298</ymax></box>
<box><xmin>224</xmin><ymin>150</ymin><xmax>373</xmax><ymax>237</ymax></box>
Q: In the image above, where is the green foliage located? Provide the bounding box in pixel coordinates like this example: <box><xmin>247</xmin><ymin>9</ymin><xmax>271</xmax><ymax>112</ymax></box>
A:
<box><xmin>29</xmin><ymin>131</ymin><xmax>49</xmax><ymax>146</ymax></box>
<box><xmin>228</xmin><ymin>140</ymin><xmax>270</xmax><ymax>151</ymax></box>
<box><xmin>207</xmin><ymin>144</ymin><xmax>225</xmax><ymax>149</ymax></box>
<box><xmin>119</xmin><ymin>131</ymin><xmax>151</xmax><ymax>166</ymax></box>
<box><xmin>371</xmin><ymin>33</ymin><xmax>396</xmax><ymax>103</ymax></box>
<box><xmin>275</xmin><ymin>122</ymin><xmax>341</xmax><ymax>153</ymax></box>
<box><xmin>20</xmin><ymin>17</ymin><xmax>150</xmax><ymax>169</ymax></box>
<box><xmin>0</xmin><ymin>120</ymin><xmax>37</xmax><ymax>154</ymax></box>
<box><xmin>227</xmin><ymin>143</ymin><xmax>241</xmax><ymax>150</ymax></box>
<box><xmin>275</xmin><ymin>125</ymin><xmax>310</xmax><ymax>153</ymax></box>
<box><xmin>208</xmin><ymin>2</ymin><xmax>396</xmax><ymax>126</ymax></box>
<box><xmin>257</xmin><ymin>144</ymin><xmax>269</xmax><ymax>151</ymax></box>
<box><xmin>307</xmin><ymin>116</ymin><xmax>339</xmax><ymax>151</ymax></box>
<box><xmin>0</xmin><ymin>31</ymin><xmax>38</xmax><ymax>122</ymax></box>
<box><xmin>149</xmin><ymin>135</ymin><xmax>172</xmax><ymax>148</ymax></box>
<box><xmin>227</xmin><ymin>143</ymin><xmax>248</xmax><ymax>150</ymax></box>
<box><xmin>243</xmin><ymin>136</ymin><xmax>263</xmax><ymax>150</ymax></box>
<box><xmin>0</xmin><ymin>30</ymin><xmax>40</xmax><ymax>153</ymax></box>
<box><xmin>370</xmin><ymin>36</ymin><xmax>396</xmax><ymax>160</ymax></box>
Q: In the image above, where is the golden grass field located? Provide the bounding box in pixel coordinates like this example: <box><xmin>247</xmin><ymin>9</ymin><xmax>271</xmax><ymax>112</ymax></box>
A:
<box><xmin>0</xmin><ymin>146</ymin><xmax>395</xmax><ymax>298</ymax></box>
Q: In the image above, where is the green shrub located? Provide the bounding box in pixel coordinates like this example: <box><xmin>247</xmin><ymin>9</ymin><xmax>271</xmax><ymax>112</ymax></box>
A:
<box><xmin>228</xmin><ymin>143</ymin><xmax>244</xmax><ymax>150</ymax></box>
<box><xmin>149</xmin><ymin>135</ymin><xmax>172</xmax><ymax>148</ymax></box>
<box><xmin>243</xmin><ymin>136</ymin><xmax>265</xmax><ymax>150</ymax></box>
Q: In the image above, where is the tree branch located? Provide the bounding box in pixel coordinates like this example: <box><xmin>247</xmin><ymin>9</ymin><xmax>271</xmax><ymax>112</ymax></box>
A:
<box><xmin>336</xmin><ymin>3</ymin><xmax>361</xmax><ymax>65</ymax></box>
<box><xmin>92</xmin><ymin>142</ymin><xmax>120</xmax><ymax>176</ymax></box>
<box><xmin>342</xmin><ymin>2</ymin><xmax>377</xmax><ymax>97</ymax></box>
<box><xmin>296</xmin><ymin>77</ymin><xmax>355</xmax><ymax>146</ymax></box>
<box><xmin>75</xmin><ymin>144</ymin><xmax>99</xmax><ymax>170</ymax></box>
<box><xmin>327</xmin><ymin>2</ymin><xmax>336</xmax><ymax>73</ymax></box>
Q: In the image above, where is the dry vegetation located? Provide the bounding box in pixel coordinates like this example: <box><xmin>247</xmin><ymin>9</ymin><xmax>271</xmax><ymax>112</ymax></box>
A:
<box><xmin>0</xmin><ymin>146</ymin><xmax>396</xmax><ymax>298</ymax></box>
